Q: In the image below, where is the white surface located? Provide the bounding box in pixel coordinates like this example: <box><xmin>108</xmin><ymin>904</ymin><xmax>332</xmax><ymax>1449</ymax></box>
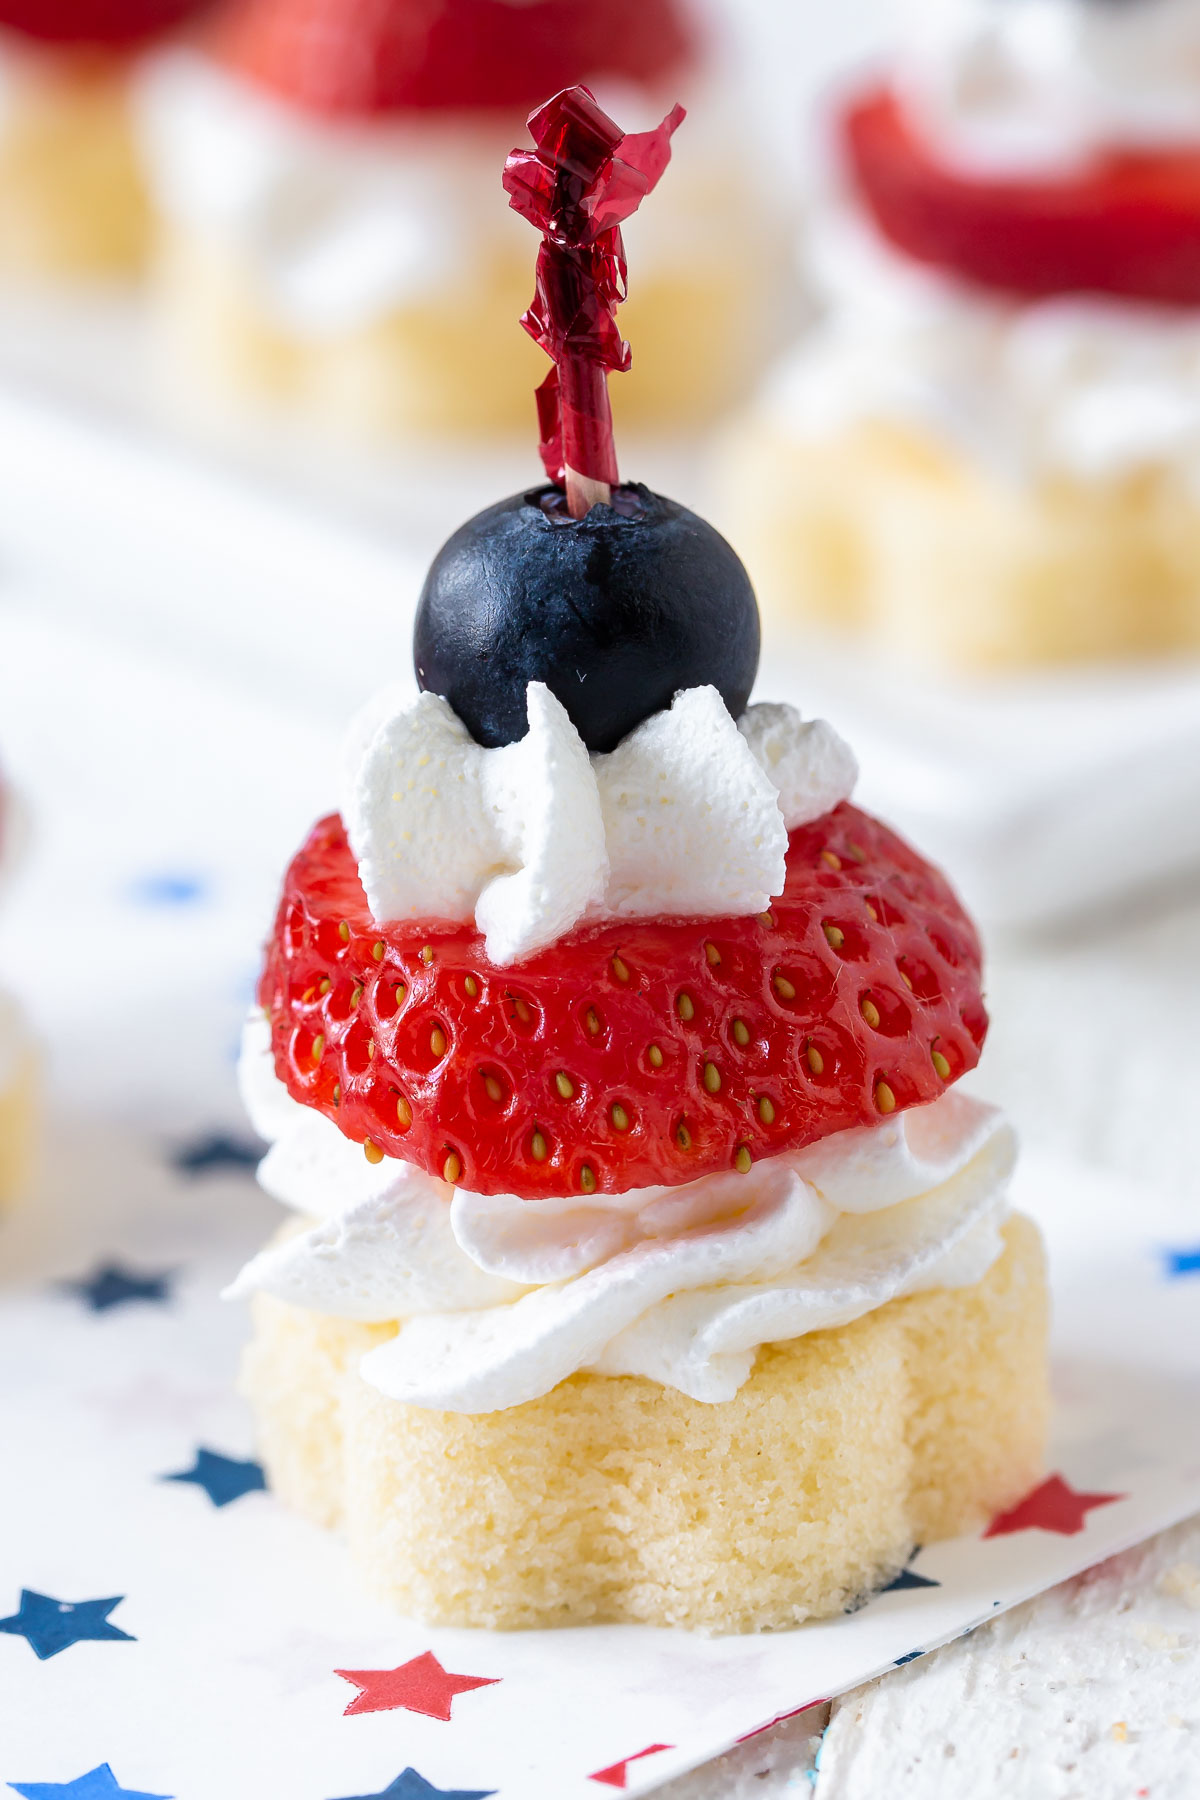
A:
<box><xmin>816</xmin><ymin>1516</ymin><xmax>1200</xmax><ymax>1799</ymax></box>
<box><xmin>769</xmin><ymin>627</ymin><xmax>1200</xmax><ymax>929</ymax></box>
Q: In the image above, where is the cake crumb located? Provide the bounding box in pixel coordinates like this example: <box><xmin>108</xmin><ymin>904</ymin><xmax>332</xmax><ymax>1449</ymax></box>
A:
<box><xmin>1132</xmin><ymin>1623</ymin><xmax>1189</xmax><ymax>1651</ymax></box>
<box><xmin>1112</xmin><ymin>1722</ymin><xmax>1128</xmax><ymax>1744</ymax></box>
<box><xmin>1157</xmin><ymin>1562</ymin><xmax>1200</xmax><ymax>1610</ymax></box>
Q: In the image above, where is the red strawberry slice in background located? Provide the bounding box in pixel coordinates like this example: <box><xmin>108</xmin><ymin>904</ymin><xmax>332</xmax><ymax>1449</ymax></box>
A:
<box><xmin>213</xmin><ymin>0</ymin><xmax>694</xmax><ymax>119</ymax></box>
<box><xmin>843</xmin><ymin>82</ymin><xmax>1200</xmax><ymax>307</ymax></box>
<box><xmin>259</xmin><ymin>802</ymin><xmax>987</xmax><ymax>1200</ymax></box>
<box><xmin>0</xmin><ymin>0</ymin><xmax>211</xmax><ymax>47</ymax></box>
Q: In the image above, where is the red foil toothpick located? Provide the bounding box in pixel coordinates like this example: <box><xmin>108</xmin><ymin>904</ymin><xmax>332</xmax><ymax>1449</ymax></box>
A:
<box><xmin>504</xmin><ymin>85</ymin><xmax>684</xmax><ymax>516</ymax></box>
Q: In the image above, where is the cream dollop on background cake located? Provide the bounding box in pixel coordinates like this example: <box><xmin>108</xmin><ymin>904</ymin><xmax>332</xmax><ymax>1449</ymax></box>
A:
<box><xmin>231</xmin><ymin>1017</ymin><xmax>1015</xmax><ymax>1411</ymax></box>
<box><xmin>775</xmin><ymin>215</ymin><xmax>1200</xmax><ymax>487</ymax></box>
<box><xmin>344</xmin><ymin>682</ymin><xmax>857</xmax><ymax>965</ymax></box>
<box><xmin>135</xmin><ymin>53</ymin><xmax>753</xmax><ymax>340</ymax></box>
<box><xmin>897</xmin><ymin>0</ymin><xmax>1200</xmax><ymax>176</ymax></box>
<box><xmin>136</xmin><ymin>53</ymin><xmax>516</xmax><ymax>336</ymax></box>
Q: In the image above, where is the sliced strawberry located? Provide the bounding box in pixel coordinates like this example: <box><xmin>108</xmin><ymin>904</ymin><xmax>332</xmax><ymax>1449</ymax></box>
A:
<box><xmin>259</xmin><ymin>803</ymin><xmax>987</xmax><ymax>1199</ymax></box>
<box><xmin>214</xmin><ymin>0</ymin><xmax>693</xmax><ymax>118</ymax></box>
<box><xmin>843</xmin><ymin>83</ymin><xmax>1200</xmax><ymax>306</ymax></box>
<box><xmin>0</xmin><ymin>0</ymin><xmax>209</xmax><ymax>46</ymax></box>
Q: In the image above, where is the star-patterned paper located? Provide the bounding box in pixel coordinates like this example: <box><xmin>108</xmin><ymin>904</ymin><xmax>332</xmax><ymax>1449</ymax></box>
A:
<box><xmin>5</xmin><ymin>1132</ymin><xmax>1199</xmax><ymax>1800</ymax></box>
<box><xmin>3</xmin><ymin>610</ymin><xmax>1200</xmax><ymax>1800</ymax></box>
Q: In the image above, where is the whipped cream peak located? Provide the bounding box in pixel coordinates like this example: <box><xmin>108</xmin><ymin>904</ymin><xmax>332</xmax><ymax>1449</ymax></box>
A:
<box><xmin>231</xmin><ymin>1023</ymin><xmax>1015</xmax><ymax>1411</ymax></box>
<box><xmin>343</xmin><ymin>683</ymin><xmax>857</xmax><ymax>966</ymax></box>
<box><xmin>897</xmin><ymin>0</ymin><xmax>1200</xmax><ymax>177</ymax></box>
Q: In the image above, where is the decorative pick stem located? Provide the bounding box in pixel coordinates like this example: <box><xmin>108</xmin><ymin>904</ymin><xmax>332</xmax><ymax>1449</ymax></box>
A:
<box><xmin>504</xmin><ymin>85</ymin><xmax>684</xmax><ymax>513</ymax></box>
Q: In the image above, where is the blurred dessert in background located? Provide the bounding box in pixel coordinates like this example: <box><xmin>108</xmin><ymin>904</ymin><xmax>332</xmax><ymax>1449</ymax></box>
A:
<box><xmin>0</xmin><ymin>768</ymin><xmax>34</xmax><ymax>1209</ymax></box>
<box><xmin>722</xmin><ymin>0</ymin><xmax>1200</xmax><ymax>669</ymax></box>
<box><xmin>0</xmin><ymin>0</ymin><xmax>209</xmax><ymax>276</ymax></box>
<box><xmin>135</xmin><ymin>0</ymin><xmax>780</xmax><ymax>438</ymax></box>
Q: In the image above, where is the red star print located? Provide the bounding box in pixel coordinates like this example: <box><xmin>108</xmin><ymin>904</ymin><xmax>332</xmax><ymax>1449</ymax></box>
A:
<box><xmin>334</xmin><ymin>1650</ymin><xmax>499</xmax><ymax>1720</ymax></box>
<box><xmin>984</xmin><ymin>1474</ymin><xmax>1125</xmax><ymax>1539</ymax></box>
<box><xmin>589</xmin><ymin>1745</ymin><xmax>674</xmax><ymax>1789</ymax></box>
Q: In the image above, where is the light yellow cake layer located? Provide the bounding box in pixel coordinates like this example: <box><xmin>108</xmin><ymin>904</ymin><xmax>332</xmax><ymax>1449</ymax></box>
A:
<box><xmin>0</xmin><ymin>1050</ymin><xmax>37</xmax><ymax>1210</ymax></box>
<box><xmin>0</xmin><ymin>58</ymin><xmax>150</xmax><ymax>276</ymax></box>
<box><xmin>723</xmin><ymin>420</ymin><xmax>1200</xmax><ymax>668</ymax></box>
<box><xmin>241</xmin><ymin>1212</ymin><xmax>1048</xmax><ymax>1633</ymax></box>
<box><xmin>151</xmin><ymin>227</ymin><xmax>760</xmax><ymax>440</ymax></box>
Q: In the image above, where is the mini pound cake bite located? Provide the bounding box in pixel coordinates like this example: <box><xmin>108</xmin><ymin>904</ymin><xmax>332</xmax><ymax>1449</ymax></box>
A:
<box><xmin>0</xmin><ymin>0</ymin><xmax>209</xmax><ymax>276</ymax></box>
<box><xmin>723</xmin><ymin>0</ymin><xmax>1200</xmax><ymax>669</ymax></box>
<box><xmin>231</xmin><ymin>89</ymin><xmax>1049</xmax><ymax>1632</ymax></box>
<box><xmin>0</xmin><ymin>769</ymin><xmax>34</xmax><ymax>1210</ymax></box>
<box><xmin>135</xmin><ymin>0</ymin><xmax>775</xmax><ymax>437</ymax></box>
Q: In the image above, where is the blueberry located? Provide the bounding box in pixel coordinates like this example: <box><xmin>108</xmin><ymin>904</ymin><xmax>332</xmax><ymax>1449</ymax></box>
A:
<box><xmin>413</xmin><ymin>484</ymin><xmax>761</xmax><ymax>753</ymax></box>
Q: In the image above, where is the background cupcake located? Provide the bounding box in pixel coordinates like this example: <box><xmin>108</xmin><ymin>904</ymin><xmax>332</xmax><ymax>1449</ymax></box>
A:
<box><xmin>0</xmin><ymin>0</ymin><xmax>210</xmax><ymax>275</ymax></box>
<box><xmin>721</xmin><ymin>0</ymin><xmax>1200</xmax><ymax>669</ymax></box>
<box><xmin>135</xmin><ymin>0</ymin><xmax>781</xmax><ymax>438</ymax></box>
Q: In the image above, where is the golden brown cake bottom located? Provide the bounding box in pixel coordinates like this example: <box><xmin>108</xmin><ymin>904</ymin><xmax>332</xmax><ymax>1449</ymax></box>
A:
<box><xmin>0</xmin><ymin>58</ymin><xmax>150</xmax><ymax>276</ymax></box>
<box><xmin>241</xmin><ymin>1212</ymin><xmax>1048</xmax><ymax>1633</ymax></box>
<box><xmin>150</xmin><ymin>227</ymin><xmax>764</xmax><ymax>441</ymax></box>
<box><xmin>721</xmin><ymin>420</ymin><xmax>1200</xmax><ymax>669</ymax></box>
<box><xmin>0</xmin><ymin>1050</ymin><xmax>37</xmax><ymax>1210</ymax></box>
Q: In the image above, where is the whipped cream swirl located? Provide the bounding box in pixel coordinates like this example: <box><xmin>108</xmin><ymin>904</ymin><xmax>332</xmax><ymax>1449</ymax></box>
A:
<box><xmin>896</xmin><ymin>0</ymin><xmax>1200</xmax><ymax>177</ymax></box>
<box><xmin>344</xmin><ymin>683</ymin><xmax>856</xmax><ymax>966</ymax></box>
<box><xmin>231</xmin><ymin>1017</ymin><xmax>1015</xmax><ymax>1412</ymax></box>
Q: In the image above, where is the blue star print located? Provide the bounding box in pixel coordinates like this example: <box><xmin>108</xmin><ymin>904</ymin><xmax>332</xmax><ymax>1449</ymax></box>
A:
<box><xmin>0</xmin><ymin>1591</ymin><xmax>133</xmax><ymax>1660</ymax></box>
<box><xmin>8</xmin><ymin>1766</ymin><xmax>171</xmax><ymax>1799</ymax></box>
<box><xmin>327</xmin><ymin>1772</ymin><xmax>496</xmax><ymax>1800</ymax></box>
<box><xmin>882</xmin><ymin>1567</ymin><xmax>941</xmax><ymax>1593</ymax></box>
<box><xmin>171</xmin><ymin>1134</ymin><xmax>262</xmax><ymax>1176</ymax></box>
<box><xmin>162</xmin><ymin>1449</ymin><xmax>265</xmax><ymax>1507</ymax></box>
<box><xmin>1163</xmin><ymin>1245</ymin><xmax>1200</xmax><ymax>1278</ymax></box>
<box><xmin>61</xmin><ymin>1265</ymin><xmax>173</xmax><ymax>1314</ymax></box>
<box><xmin>126</xmin><ymin>873</ymin><xmax>208</xmax><ymax>907</ymax></box>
